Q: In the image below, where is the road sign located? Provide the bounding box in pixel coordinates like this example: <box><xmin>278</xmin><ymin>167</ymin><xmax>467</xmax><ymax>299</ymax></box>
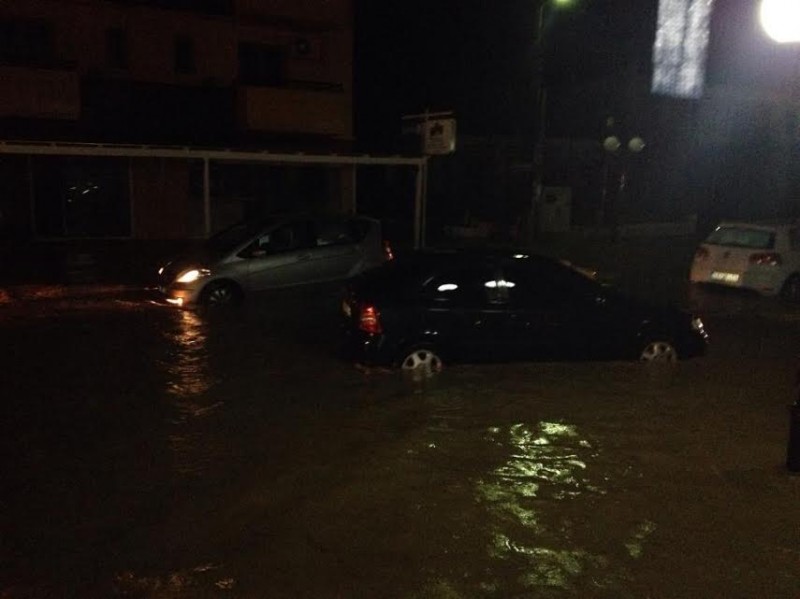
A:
<box><xmin>423</xmin><ymin>118</ymin><xmax>456</xmax><ymax>155</ymax></box>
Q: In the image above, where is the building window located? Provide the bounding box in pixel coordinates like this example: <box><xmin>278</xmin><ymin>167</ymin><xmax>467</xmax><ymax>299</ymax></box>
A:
<box><xmin>0</xmin><ymin>19</ymin><xmax>54</xmax><ymax>67</ymax></box>
<box><xmin>175</xmin><ymin>36</ymin><xmax>195</xmax><ymax>74</ymax></box>
<box><xmin>33</xmin><ymin>157</ymin><xmax>131</xmax><ymax>238</ymax></box>
<box><xmin>106</xmin><ymin>27</ymin><xmax>129</xmax><ymax>70</ymax></box>
<box><xmin>651</xmin><ymin>0</ymin><xmax>712</xmax><ymax>99</ymax></box>
<box><xmin>238</xmin><ymin>43</ymin><xmax>284</xmax><ymax>86</ymax></box>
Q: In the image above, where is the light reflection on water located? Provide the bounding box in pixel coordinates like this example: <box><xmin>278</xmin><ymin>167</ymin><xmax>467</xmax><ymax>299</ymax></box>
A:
<box><xmin>476</xmin><ymin>420</ymin><xmax>655</xmax><ymax>594</ymax></box>
<box><xmin>160</xmin><ymin>310</ymin><xmax>223</xmax><ymax>477</ymax></box>
<box><xmin>163</xmin><ymin>310</ymin><xmax>214</xmax><ymax>403</ymax></box>
<box><xmin>483</xmin><ymin>422</ymin><xmax>600</xmax><ymax>503</ymax></box>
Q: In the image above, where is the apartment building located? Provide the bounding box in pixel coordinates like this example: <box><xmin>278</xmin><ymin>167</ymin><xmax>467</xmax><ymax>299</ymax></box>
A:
<box><xmin>0</xmin><ymin>0</ymin><xmax>356</xmax><ymax>239</ymax></box>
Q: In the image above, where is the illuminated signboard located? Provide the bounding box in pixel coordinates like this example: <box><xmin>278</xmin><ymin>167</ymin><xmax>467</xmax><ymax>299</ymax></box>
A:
<box><xmin>651</xmin><ymin>0</ymin><xmax>714</xmax><ymax>99</ymax></box>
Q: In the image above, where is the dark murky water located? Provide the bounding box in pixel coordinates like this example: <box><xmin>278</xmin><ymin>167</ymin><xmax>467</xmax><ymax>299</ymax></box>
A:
<box><xmin>1</xmin><ymin>286</ymin><xmax>800</xmax><ymax>598</ymax></box>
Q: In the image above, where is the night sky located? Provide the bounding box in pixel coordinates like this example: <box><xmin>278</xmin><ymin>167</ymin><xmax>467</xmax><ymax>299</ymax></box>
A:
<box><xmin>355</xmin><ymin>0</ymin><xmax>659</xmax><ymax>149</ymax></box>
<box><xmin>355</xmin><ymin>0</ymin><xmax>799</xmax><ymax>152</ymax></box>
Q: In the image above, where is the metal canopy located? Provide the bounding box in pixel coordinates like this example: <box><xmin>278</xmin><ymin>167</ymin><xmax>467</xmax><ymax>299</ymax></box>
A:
<box><xmin>0</xmin><ymin>140</ymin><xmax>425</xmax><ymax>166</ymax></box>
<box><xmin>0</xmin><ymin>140</ymin><xmax>429</xmax><ymax>247</ymax></box>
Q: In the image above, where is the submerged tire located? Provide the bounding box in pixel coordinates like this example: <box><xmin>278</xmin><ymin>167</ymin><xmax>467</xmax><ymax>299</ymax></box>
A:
<box><xmin>200</xmin><ymin>280</ymin><xmax>243</xmax><ymax>307</ymax></box>
<box><xmin>639</xmin><ymin>340</ymin><xmax>678</xmax><ymax>363</ymax></box>
<box><xmin>399</xmin><ymin>347</ymin><xmax>444</xmax><ymax>376</ymax></box>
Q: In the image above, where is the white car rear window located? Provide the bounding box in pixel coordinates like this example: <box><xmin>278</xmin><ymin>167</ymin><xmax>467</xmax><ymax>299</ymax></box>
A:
<box><xmin>706</xmin><ymin>227</ymin><xmax>775</xmax><ymax>250</ymax></box>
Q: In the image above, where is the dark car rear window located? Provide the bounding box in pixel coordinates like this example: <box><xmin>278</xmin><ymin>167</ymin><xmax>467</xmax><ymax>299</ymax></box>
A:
<box><xmin>353</xmin><ymin>252</ymin><xmax>504</xmax><ymax>301</ymax></box>
<box><xmin>347</xmin><ymin>218</ymin><xmax>372</xmax><ymax>243</ymax></box>
<box><xmin>351</xmin><ymin>258</ymin><xmax>431</xmax><ymax>298</ymax></box>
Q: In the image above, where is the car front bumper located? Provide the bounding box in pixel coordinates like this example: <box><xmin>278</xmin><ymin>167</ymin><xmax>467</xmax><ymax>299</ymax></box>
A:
<box><xmin>158</xmin><ymin>281</ymin><xmax>204</xmax><ymax>307</ymax></box>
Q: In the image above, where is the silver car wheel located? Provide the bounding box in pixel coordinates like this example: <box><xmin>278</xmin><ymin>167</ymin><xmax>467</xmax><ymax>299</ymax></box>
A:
<box><xmin>401</xmin><ymin>349</ymin><xmax>443</xmax><ymax>375</ymax></box>
<box><xmin>202</xmin><ymin>282</ymin><xmax>241</xmax><ymax>307</ymax></box>
<box><xmin>640</xmin><ymin>341</ymin><xmax>678</xmax><ymax>363</ymax></box>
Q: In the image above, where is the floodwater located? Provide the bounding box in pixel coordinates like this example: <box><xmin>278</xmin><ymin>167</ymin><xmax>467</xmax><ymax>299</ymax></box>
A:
<box><xmin>1</xmin><ymin>284</ymin><xmax>800</xmax><ymax>598</ymax></box>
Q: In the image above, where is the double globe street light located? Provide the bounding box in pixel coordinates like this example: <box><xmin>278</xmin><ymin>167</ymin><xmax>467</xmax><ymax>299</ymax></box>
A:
<box><xmin>601</xmin><ymin>120</ymin><xmax>645</xmax><ymax>241</ymax></box>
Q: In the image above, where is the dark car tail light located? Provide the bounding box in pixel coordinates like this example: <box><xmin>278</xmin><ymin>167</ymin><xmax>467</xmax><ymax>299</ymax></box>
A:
<box><xmin>749</xmin><ymin>252</ymin><xmax>782</xmax><ymax>266</ymax></box>
<box><xmin>358</xmin><ymin>304</ymin><xmax>383</xmax><ymax>334</ymax></box>
<box><xmin>694</xmin><ymin>247</ymin><xmax>710</xmax><ymax>261</ymax></box>
<box><xmin>383</xmin><ymin>240</ymin><xmax>394</xmax><ymax>261</ymax></box>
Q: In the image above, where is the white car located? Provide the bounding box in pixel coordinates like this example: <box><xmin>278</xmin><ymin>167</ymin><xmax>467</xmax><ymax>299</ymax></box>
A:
<box><xmin>689</xmin><ymin>221</ymin><xmax>800</xmax><ymax>300</ymax></box>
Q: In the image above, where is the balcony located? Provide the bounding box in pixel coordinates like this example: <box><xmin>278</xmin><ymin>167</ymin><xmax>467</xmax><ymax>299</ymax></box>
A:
<box><xmin>0</xmin><ymin>65</ymin><xmax>80</xmax><ymax>120</ymax></box>
<box><xmin>237</xmin><ymin>85</ymin><xmax>351</xmax><ymax>138</ymax></box>
<box><xmin>102</xmin><ymin>0</ymin><xmax>233</xmax><ymax>16</ymax></box>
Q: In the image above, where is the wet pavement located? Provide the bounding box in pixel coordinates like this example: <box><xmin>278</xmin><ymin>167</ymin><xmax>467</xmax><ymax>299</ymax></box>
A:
<box><xmin>1</xmin><ymin>283</ymin><xmax>800</xmax><ymax>598</ymax></box>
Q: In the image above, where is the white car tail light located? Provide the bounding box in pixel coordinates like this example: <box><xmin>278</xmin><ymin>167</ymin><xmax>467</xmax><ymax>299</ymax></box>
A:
<box><xmin>749</xmin><ymin>252</ymin><xmax>782</xmax><ymax>266</ymax></box>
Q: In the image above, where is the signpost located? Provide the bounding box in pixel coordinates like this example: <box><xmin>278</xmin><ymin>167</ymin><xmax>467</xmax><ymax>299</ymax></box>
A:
<box><xmin>401</xmin><ymin>110</ymin><xmax>457</xmax><ymax>247</ymax></box>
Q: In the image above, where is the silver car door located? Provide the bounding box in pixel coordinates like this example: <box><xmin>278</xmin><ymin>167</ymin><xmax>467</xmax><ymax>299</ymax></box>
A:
<box><xmin>246</xmin><ymin>220</ymin><xmax>316</xmax><ymax>289</ymax></box>
<box><xmin>307</xmin><ymin>217</ymin><xmax>362</xmax><ymax>281</ymax></box>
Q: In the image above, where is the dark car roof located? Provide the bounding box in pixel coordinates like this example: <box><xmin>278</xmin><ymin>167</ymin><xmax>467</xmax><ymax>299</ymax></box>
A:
<box><xmin>394</xmin><ymin>248</ymin><xmax>551</xmax><ymax>265</ymax></box>
<box><xmin>390</xmin><ymin>248</ymin><xmax>564</xmax><ymax>268</ymax></box>
<box><xmin>350</xmin><ymin>248</ymin><xmax>568</xmax><ymax>299</ymax></box>
<box><xmin>353</xmin><ymin>247</ymin><xmax>690</xmax><ymax>317</ymax></box>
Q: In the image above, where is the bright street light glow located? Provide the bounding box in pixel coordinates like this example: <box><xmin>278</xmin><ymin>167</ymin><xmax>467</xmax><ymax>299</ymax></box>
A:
<box><xmin>760</xmin><ymin>0</ymin><xmax>800</xmax><ymax>43</ymax></box>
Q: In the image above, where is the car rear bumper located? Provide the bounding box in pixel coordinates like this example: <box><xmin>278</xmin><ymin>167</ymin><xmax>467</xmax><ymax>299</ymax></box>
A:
<box><xmin>340</xmin><ymin>327</ymin><xmax>396</xmax><ymax>367</ymax></box>
<box><xmin>679</xmin><ymin>330</ymin><xmax>709</xmax><ymax>359</ymax></box>
<box><xmin>690</xmin><ymin>264</ymin><xmax>784</xmax><ymax>296</ymax></box>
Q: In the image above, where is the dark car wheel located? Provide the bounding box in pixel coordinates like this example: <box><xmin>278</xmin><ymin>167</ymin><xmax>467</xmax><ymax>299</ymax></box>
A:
<box><xmin>200</xmin><ymin>280</ymin><xmax>243</xmax><ymax>307</ymax></box>
<box><xmin>639</xmin><ymin>340</ymin><xmax>678</xmax><ymax>363</ymax></box>
<box><xmin>399</xmin><ymin>346</ymin><xmax>443</xmax><ymax>377</ymax></box>
<box><xmin>781</xmin><ymin>274</ymin><xmax>800</xmax><ymax>303</ymax></box>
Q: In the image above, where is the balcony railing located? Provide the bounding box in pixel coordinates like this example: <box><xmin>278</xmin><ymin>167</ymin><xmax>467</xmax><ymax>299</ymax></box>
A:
<box><xmin>101</xmin><ymin>0</ymin><xmax>233</xmax><ymax>16</ymax></box>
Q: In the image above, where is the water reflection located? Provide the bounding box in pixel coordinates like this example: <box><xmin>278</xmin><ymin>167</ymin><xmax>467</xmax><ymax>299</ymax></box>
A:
<box><xmin>163</xmin><ymin>310</ymin><xmax>214</xmax><ymax>407</ymax></box>
<box><xmin>483</xmin><ymin>422</ymin><xmax>601</xmax><ymax>503</ymax></box>
<box><xmin>477</xmin><ymin>421</ymin><xmax>637</xmax><ymax>593</ymax></box>
<box><xmin>160</xmin><ymin>310</ymin><xmax>222</xmax><ymax>478</ymax></box>
<box><xmin>114</xmin><ymin>562</ymin><xmax>235</xmax><ymax>596</ymax></box>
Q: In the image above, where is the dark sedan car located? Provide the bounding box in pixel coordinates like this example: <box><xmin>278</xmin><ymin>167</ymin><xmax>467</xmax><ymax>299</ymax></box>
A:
<box><xmin>341</xmin><ymin>249</ymin><xmax>708</xmax><ymax>374</ymax></box>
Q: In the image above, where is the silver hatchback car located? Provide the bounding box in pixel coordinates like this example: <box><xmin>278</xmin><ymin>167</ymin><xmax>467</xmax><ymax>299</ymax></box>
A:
<box><xmin>158</xmin><ymin>214</ymin><xmax>390</xmax><ymax>307</ymax></box>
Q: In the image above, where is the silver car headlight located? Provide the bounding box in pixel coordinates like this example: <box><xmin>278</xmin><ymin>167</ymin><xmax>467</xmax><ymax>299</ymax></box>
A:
<box><xmin>175</xmin><ymin>268</ymin><xmax>211</xmax><ymax>284</ymax></box>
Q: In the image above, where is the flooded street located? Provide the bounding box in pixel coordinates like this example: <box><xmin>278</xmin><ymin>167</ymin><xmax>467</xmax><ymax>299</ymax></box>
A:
<box><xmin>2</xmin><ymin>285</ymin><xmax>800</xmax><ymax>598</ymax></box>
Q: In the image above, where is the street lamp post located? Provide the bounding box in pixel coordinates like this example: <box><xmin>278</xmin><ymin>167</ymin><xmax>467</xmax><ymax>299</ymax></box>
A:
<box><xmin>529</xmin><ymin>0</ymin><xmax>574</xmax><ymax>242</ymax></box>
<box><xmin>758</xmin><ymin>0</ymin><xmax>800</xmax><ymax>474</ymax></box>
<box><xmin>602</xmin><ymin>119</ymin><xmax>645</xmax><ymax>241</ymax></box>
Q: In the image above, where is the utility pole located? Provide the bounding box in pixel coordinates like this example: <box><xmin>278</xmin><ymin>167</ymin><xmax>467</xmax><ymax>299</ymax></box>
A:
<box><xmin>529</xmin><ymin>0</ymin><xmax>574</xmax><ymax>243</ymax></box>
